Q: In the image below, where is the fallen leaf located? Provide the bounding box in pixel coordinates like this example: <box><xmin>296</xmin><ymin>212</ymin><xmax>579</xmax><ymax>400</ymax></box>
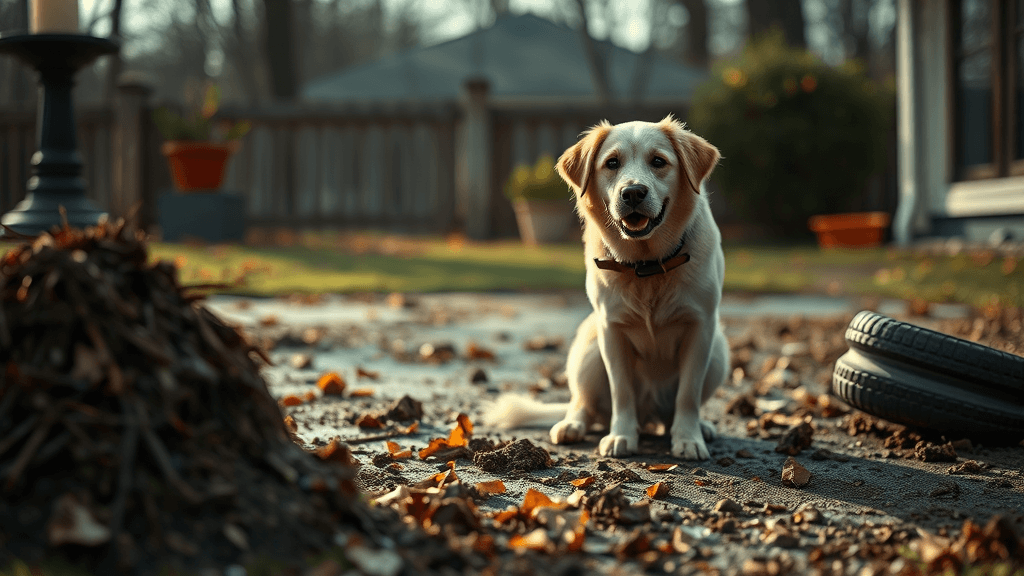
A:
<box><xmin>570</xmin><ymin>476</ymin><xmax>595</xmax><ymax>488</ymax></box>
<box><xmin>280</xmin><ymin>395</ymin><xmax>304</xmax><ymax>406</ymax></box>
<box><xmin>418</xmin><ymin>437</ymin><xmax>449</xmax><ymax>460</ymax></box>
<box><xmin>356</xmin><ymin>367</ymin><xmax>381</xmax><ymax>380</ymax></box>
<box><xmin>509</xmin><ymin>528</ymin><xmax>551</xmax><ymax>552</ymax></box>
<box><xmin>47</xmin><ymin>493</ymin><xmax>111</xmax><ymax>547</ymax></box>
<box><xmin>521</xmin><ymin>488</ymin><xmax>564</xmax><ymax>517</ymax></box>
<box><xmin>284</xmin><ymin>415</ymin><xmax>297</xmax><ymax>432</ymax></box>
<box><xmin>466</xmin><ymin>342</ymin><xmax>496</xmax><ymax>360</ymax></box>
<box><xmin>316</xmin><ymin>439</ymin><xmax>358</xmax><ymax>465</ymax></box>
<box><xmin>646</xmin><ymin>482</ymin><xmax>671</xmax><ymax>499</ymax></box>
<box><xmin>356</xmin><ymin>414</ymin><xmax>384</xmax><ymax>429</ymax></box>
<box><xmin>474</xmin><ymin>480</ymin><xmax>506</xmax><ymax>495</ymax></box>
<box><xmin>317</xmin><ymin>372</ymin><xmax>346</xmax><ymax>395</ymax></box>
<box><xmin>646</xmin><ymin>463</ymin><xmax>678</xmax><ymax>472</ymax></box>
<box><xmin>694</xmin><ymin>479</ymin><xmax>706</xmax><ymax>487</ymax></box>
<box><xmin>447</xmin><ymin>413</ymin><xmax>473</xmax><ymax>447</ymax></box>
<box><xmin>565</xmin><ymin>510</ymin><xmax>590</xmax><ymax>552</ymax></box>
<box><xmin>303</xmin><ymin>390</ymin><xmax>317</xmax><ymax>403</ymax></box>
<box><xmin>258</xmin><ymin>315</ymin><xmax>280</xmax><ymax>327</ymax></box>
<box><xmin>349</xmin><ymin>388</ymin><xmax>374</xmax><ymax>398</ymax></box>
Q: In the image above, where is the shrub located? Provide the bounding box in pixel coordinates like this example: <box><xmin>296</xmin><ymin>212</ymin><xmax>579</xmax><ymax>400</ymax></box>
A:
<box><xmin>504</xmin><ymin>155</ymin><xmax>571</xmax><ymax>202</ymax></box>
<box><xmin>153</xmin><ymin>83</ymin><xmax>251</xmax><ymax>142</ymax></box>
<box><xmin>689</xmin><ymin>32</ymin><xmax>894</xmax><ymax>237</ymax></box>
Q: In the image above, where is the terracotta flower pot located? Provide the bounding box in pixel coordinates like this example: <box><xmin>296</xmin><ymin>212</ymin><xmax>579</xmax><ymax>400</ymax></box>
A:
<box><xmin>511</xmin><ymin>199</ymin><xmax>574</xmax><ymax>246</ymax></box>
<box><xmin>808</xmin><ymin>211</ymin><xmax>891</xmax><ymax>248</ymax></box>
<box><xmin>161</xmin><ymin>140</ymin><xmax>239</xmax><ymax>192</ymax></box>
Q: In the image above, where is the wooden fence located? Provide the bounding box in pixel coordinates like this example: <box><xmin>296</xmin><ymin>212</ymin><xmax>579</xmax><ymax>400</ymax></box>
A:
<box><xmin>0</xmin><ymin>79</ymin><xmax>898</xmax><ymax>240</ymax></box>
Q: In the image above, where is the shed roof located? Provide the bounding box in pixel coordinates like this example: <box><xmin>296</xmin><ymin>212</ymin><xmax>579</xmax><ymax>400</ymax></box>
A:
<box><xmin>302</xmin><ymin>13</ymin><xmax>707</xmax><ymax>104</ymax></box>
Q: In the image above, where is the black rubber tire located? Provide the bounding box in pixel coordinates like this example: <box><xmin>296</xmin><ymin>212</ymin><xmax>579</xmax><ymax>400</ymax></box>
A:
<box><xmin>832</xmin><ymin>311</ymin><xmax>1024</xmax><ymax>441</ymax></box>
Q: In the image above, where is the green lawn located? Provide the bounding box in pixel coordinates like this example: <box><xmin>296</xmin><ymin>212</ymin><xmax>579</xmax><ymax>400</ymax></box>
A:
<box><xmin>140</xmin><ymin>232</ymin><xmax>1024</xmax><ymax>310</ymax></box>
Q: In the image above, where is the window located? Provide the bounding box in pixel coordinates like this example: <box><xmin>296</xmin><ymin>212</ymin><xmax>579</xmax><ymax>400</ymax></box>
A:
<box><xmin>951</xmin><ymin>0</ymin><xmax>1024</xmax><ymax>180</ymax></box>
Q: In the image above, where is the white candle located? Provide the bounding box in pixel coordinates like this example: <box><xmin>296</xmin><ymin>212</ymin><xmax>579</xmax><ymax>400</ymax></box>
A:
<box><xmin>30</xmin><ymin>0</ymin><xmax>80</xmax><ymax>34</ymax></box>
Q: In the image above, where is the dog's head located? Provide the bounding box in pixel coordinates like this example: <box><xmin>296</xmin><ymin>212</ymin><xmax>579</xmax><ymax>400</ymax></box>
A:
<box><xmin>556</xmin><ymin>116</ymin><xmax>719</xmax><ymax>257</ymax></box>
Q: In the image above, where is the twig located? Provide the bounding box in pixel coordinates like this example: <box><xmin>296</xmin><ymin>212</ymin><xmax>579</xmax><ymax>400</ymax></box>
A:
<box><xmin>0</xmin><ymin>414</ymin><xmax>39</xmax><ymax>458</ymax></box>
<box><xmin>5</xmin><ymin>409</ymin><xmax>57</xmax><ymax>491</ymax></box>
<box><xmin>134</xmin><ymin>398</ymin><xmax>202</xmax><ymax>505</ymax></box>
<box><xmin>342</xmin><ymin>427</ymin><xmax>419</xmax><ymax>446</ymax></box>
<box><xmin>109</xmin><ymin>395</ymin><xmax>139</xmax><ymax>537</ymax></box>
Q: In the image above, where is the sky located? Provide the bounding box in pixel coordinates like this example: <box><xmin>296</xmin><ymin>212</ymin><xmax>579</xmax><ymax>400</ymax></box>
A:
<box><xmin>77</xmin><ymin>0</ymin><xmax>701</xmax><ymax>58</ymax></box>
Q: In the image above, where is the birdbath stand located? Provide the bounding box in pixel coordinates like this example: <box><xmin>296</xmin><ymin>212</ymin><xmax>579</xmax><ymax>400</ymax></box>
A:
<box><xmin>0</xmin><ymin>34</ymin><xmax>119</xmax><ymax>237</ymax></box>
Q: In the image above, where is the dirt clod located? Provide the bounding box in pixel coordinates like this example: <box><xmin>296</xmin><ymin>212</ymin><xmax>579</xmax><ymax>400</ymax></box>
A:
<box><xmin>383</xmin><ymin>395</ymin><xmax>424</xmax><ymax>422</ymax></box>
<box><xmin>948</xmin><ymin>460</ymin><xmax>984</xmax><ymax>475</ymax></box>
<box><xmin>473</xmin><ymin>438</ymin><xmax>552</xmax><ymax>472</ymax></box>
<box><xmin>774</xmin><ymin>421</ymin><xmax>814</xmax><ymax>455</ymax></box>
<box><xmin>915</xmin><ymin>441</ymin><xmax>958</xmax><ymax>462</ymax></box>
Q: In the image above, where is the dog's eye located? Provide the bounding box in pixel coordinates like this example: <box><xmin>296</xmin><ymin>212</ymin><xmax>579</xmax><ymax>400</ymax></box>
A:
<box><xmin>605</xmin><ymin>158</ymin><xmax>619</xmax><ymax>170</ymax></box>
<box><xmin>651</xmin><ymin>156</ymin><xmax>667</xmax><ymax>168</ymax></box>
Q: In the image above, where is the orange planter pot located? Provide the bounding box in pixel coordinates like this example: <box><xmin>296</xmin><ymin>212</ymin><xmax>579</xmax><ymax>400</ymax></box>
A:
<box><xmin>161</xmin><ymin>141</ymin><xmax>238</xmax><ymax>192</ymax></box>
<box><xmin>808</xmin><ymin>212</ymin><xmax>891</xmax><ymax>249</ymax></box>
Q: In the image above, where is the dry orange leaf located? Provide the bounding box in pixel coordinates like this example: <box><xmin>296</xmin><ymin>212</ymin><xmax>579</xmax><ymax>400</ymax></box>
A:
<box><xmin>316</xmin><ymin>439</ymin><xmax>357</xmax><ymax>465</ymax></box>
<box><xmin>386</xmin><ymin>441</ymin><xmax>413</xmax><ymax>460</ymax></box>
<box><xmin>283</xmin><ymin>415</ymin><xmax>297</xmax><ymax>432</ymax></box>
<box><xmin>566</xmin><ymin>510</ymin><xmax>590</xmax><ymax>552</ymax></box>
<box><xmin>259</xmin><ymin>315</ymin><xmax>280</xmax><ymax>327</ymax></box>
<box><xmin>280</xmin><ymin>395</ymin><xmax>304</xmax><ymax>406</ymax></box>
<box><xmin>521</xmin><ymin>488</ymin><xmax>564</xmax><ymax>517</ymax></box>
<box><xmin>466</xmin><ymin>342</ymin><xmax>496</xmax><ymax>361</ymax></box>
<box><xmin>303</xmin><ymin>390</ymin><xmax>317</xmax><ymax>402</ymax></box>
<box><xmin>356</xmin><ymin>367</ymin><xmax>380</xmax><ymax>380</ymax></box>
<box><xmin>349</xmin><ymin>388</ymin><xmax>375</xmax><ymax>398</ymax></box>
<box><xmin>474</xmin><ymin>480</ymin><xmax>506</xmax><ymax>495</ymax></box>
<box><xmin>646</xmin><ymin>482</ymin><xmax>671</xmax><ymax>499</ymax></box>
<box><xmin>402</xmin><ymin>421</ymin><xmax>419</xmax><ymax>434</ymax></box>
<box><xmin>316</xmin><ymin>372</ymin><xmax>346</xmax><ymax>396</ymax></box>
<box><xmin>447</xmin><ymin>413</ymin><xmax>473</xmax><ymax>448</ymax></box>
<box><xmin>646</xmin><ymin>463</ymin><xmax>678</xmax><ymax>472</ymax></box>
<box><xmin>418</xmin><ymin>437</ymin><xmax>449</xmax><ymax>459</ymax></box>
<box><xmin>356</xmin><ymin>414</ymin><xmax>384</xmax><ymax>429</ymax></box>
<box><xmin>694</xmin><ymin>479</ymin><xmax>707</xmax><ymax>487</ymax></box>
<box><xmin>509</xmin><ymin>529</ymin><xmax>550</xmax><ymax>551</ymax></box>
<box><xmin>570</xmin><ymin>476</ymin><xmax>595</xmax><ymax>488</ymax></box>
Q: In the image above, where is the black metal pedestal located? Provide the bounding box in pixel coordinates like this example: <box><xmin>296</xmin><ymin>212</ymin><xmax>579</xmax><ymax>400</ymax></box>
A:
<box><xmin>0</xmin><ymin>34</ymin><xmax>119</xmax><ymax>237</ymax></box>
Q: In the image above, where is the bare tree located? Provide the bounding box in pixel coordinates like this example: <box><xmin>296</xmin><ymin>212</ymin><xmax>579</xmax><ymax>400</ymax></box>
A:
<box><xmin>746</xmin><ymin>0</ymin><xmax>806</xmax><ymax>48</ymax></box>
<box><xmin>0</xmin><ymin>0</ymin><xmax>32</xmax><ymax>105</ymax></box>
<box><xmin>574</xmin><ymin>0</ymin><xmax>613</xmax><ymax>104</ymax></box>
<box><xmin>262</xmin><ymin>0</ymin><xmax>298</xmax><ymax>102</ymax></box>
<box><xmin>676</xmin><ymin>0</ymin><xmax>709</xmax><ymax>68</ymax></box>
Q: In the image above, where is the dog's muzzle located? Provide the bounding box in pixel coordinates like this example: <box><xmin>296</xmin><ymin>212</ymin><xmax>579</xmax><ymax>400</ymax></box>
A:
<box><xmin>618</xmin><ymin>198</ymin><xmax>668</xmax><ymax>239</ymax></box>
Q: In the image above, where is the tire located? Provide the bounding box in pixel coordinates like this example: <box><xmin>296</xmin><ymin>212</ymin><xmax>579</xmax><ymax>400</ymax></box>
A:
<box><xmin>832</xmin><ymin>311</ymin><xmax>1024</xmax><ymax>441</ymax></box>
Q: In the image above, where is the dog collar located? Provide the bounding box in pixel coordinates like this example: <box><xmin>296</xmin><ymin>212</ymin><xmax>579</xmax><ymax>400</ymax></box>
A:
<box><xmin>594</xmin><ymin>232</ymin><xmax>690</xmax><ymax>278</ymax></box>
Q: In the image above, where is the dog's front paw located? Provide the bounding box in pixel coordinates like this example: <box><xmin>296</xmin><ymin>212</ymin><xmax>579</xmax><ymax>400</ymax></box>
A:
<box><xmin>550</xmin><ymin>419</ymin><xmax>587</xmax><ymax>444</ymax></box>
<box><xmin>671</xmin><ymin>435</ymin><xmax>710</xmax><ymax>460</ymax></box>
<box><xmin>598</xmin><ymin>433</ymin><xmax>638</xmax><ymax>457</ymax></box>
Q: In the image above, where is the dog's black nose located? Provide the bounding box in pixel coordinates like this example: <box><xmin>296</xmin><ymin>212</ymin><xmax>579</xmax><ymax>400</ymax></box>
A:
<box><xmin>621</xmin><ymin>185</ymin><xmax>648</xmax><ymax>208</ymax></box>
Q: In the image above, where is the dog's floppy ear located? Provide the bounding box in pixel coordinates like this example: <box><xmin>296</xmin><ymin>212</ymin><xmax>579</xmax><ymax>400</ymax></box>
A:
<box><xmin>658</xmin><ymin>115</ymin><xmax>720</xmax><ymax>194</ymax></box>
<box><xmin>556</xmin><ymin>121</ymin><xmax>611</xmax><ymax>197</ymax></box>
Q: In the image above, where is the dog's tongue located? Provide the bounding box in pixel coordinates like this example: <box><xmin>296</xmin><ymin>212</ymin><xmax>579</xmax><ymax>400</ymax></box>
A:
<box><xmin>623</xmin><ymin>214</ymin><xmax>650</xmax><ymax>230</ymax></box>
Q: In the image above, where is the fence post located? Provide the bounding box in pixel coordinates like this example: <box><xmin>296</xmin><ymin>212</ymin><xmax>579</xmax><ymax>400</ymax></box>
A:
<box><xmin>111</xmin><ymin>71</ymin><xmax>153</xmax><ymax>225</ymax></box>
<box><xmin>457</xmin><ymin>78</ymin><xmax>492</xmax><ymax>240</ymax></box>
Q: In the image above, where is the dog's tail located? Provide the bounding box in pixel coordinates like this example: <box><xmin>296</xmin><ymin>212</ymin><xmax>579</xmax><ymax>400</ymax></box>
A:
<box><xmin>481</xmin><ymin>394</ymin><xmax>568</xmax><ymax>429</ymax></box>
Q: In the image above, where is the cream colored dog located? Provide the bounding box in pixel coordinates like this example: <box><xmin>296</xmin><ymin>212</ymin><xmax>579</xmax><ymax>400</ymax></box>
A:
<box><xmin>487</xmin><ymin>116</ymin><xmax>728</xmax><ymax>460</ymax></box>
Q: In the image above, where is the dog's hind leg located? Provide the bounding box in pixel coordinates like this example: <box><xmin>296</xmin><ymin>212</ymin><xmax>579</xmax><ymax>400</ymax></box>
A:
<box><xmin>551</xmin><ymin>314</ymin><xmax>610</xmax><ymax>444</ymax></box>
<box><xmin>698</xmin><ymin>327</ymin><xmax>729</xmax><ymax>442</ymax></box>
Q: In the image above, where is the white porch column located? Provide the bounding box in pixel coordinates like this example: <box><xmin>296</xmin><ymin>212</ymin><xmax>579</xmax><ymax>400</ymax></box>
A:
<box><xmin>893</xmin><ymin>0</ymin><xmax>924</xmax><ymax>245</ymax></box>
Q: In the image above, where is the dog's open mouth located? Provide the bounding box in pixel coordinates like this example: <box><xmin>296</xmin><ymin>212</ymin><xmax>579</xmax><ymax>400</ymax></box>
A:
<box><xmin>619</xmin><ymin>199</ymin><xmax>668</xmax><ymax>238</ymax></box>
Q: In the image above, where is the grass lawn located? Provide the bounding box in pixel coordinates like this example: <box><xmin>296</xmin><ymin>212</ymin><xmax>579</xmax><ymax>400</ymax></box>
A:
<box><xmin>137</xmin><ymin>231</ymin><xmax>1024</xmax><ymax>310</ymax></box>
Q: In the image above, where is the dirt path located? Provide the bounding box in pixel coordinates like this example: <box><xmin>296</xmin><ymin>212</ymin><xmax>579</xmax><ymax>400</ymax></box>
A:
<box><xmin>209</xmin><ymin>293</ymin><xmax>1024</xmax><ymax>575</ymax></box>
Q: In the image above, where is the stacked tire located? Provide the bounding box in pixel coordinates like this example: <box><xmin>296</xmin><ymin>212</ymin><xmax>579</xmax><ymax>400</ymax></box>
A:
<box><xmin>832</xmin><ymin>311</ymin><xmax>1024</xmax><ymax>442</ymax></box>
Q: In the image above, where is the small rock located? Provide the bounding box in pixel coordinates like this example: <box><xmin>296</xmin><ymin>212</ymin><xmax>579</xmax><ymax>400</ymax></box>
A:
<box><xmin>735</xmin><ymin>449</ymin><xmax>755</xmax><ymax>459</ymax></box>
<box><xmin>929</xmin><ymin>481</ymin><xmax>961</xmax><ymax>498</ymax></box>
<box><xmin>781</xmin><ymin>457</ymin><xmax>812</xmax><ymax>488</ymax></box>
<box><xmin>383</xmin><ymin>395</ymin><xmax>423</xmax><ymax>422</ymax></box>
<box><xmin>716</xmin><ymin>457</ymin><xmax>735</xmax><ymax>467</ymax></box>
<box><xmin>469</xmin><ymin>368</ymin><xmax>488</xmax><ymax>384</ymax></box>
<box><xmin>713</xmin><ymin>498</ymin><xmax>743</xmax><ymax>515</ymax></box>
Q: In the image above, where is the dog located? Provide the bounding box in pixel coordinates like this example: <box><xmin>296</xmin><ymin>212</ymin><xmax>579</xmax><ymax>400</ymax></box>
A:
<box><xmin>486</xmin><ymin>116</ymin><xmax>728</xmax><ymax>460</ymax></box>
